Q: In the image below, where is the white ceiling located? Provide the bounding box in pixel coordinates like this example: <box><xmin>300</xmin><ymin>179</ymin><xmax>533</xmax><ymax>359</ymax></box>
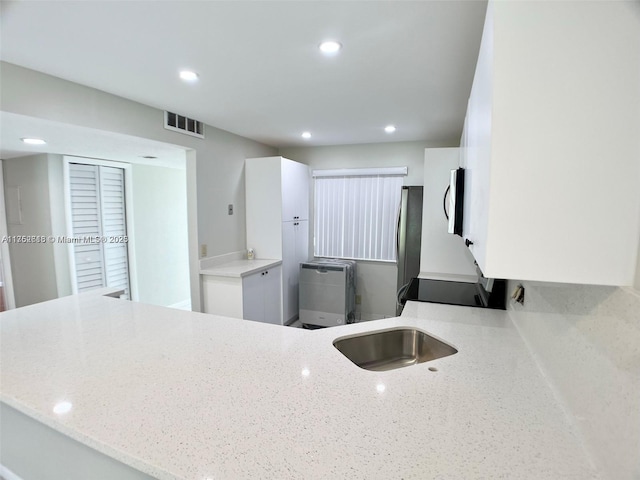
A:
<box><xmin>0</xmin><ymin>0</ymin><xmax>487</xmax><ymax>148</ymax></box>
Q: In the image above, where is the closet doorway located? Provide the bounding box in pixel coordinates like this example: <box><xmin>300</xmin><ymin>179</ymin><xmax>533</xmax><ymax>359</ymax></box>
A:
<box><xmin>65</xmin><ymin>159</ymin><xmax>131</xmax><ymax>299</ymax></box>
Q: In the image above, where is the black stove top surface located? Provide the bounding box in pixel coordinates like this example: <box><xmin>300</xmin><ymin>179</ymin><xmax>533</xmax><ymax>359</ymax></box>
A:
<box><xmin>403</xmin><ymin>278</ymin><xmax>506</xmax><ymax>310</ymax></box>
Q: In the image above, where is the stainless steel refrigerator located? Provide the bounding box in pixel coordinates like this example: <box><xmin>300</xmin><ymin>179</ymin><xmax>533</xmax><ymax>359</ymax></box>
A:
<box><xmin>396</xmin><ymin>186</ymin><xmax>423</xmax><ymax>315</ymax></box>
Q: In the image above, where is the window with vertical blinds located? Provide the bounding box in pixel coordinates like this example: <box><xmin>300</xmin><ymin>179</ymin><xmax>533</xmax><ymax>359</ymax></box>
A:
<box><xmin>313</xmin><ymin>167</ymin><xmax>406</xmax><ymax>261</ymax></box>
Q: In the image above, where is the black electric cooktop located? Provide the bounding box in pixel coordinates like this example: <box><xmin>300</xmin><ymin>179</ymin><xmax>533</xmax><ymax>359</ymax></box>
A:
<box><xmin>403</xmin><ymin>278</ymin><xmax>506</xmax><ymax>310</ymax></box>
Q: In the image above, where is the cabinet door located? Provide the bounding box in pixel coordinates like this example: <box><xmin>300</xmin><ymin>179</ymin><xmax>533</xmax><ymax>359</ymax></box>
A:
<box><xmin>461</xmin><ymin>10</ymin><xmax>493</xmax><ymax>273</ymax></box>
<box><xmin>293</xmin><ymin>162</ymin><xmax>310</xmax><ymax>221</ymax></box>
<box><xmin>281</xmin><ymin>159</ymin><xmax>309</xmax><ymax>222</ymax></box>
<box><xmin>241</xmin><ymin>271</ymin><xmax>264</xmax><ymax>323</ymax></box>
<box><xmin>245</xmin><ymin>157</ymin><xmax>284</xmax><ymax>259</ymax></box>
<box><xmin>262</xmin><ymin>265</ymin><xmax>282</xmax><ymax>325</ymax></box>
<box><xmin>293</xmin><ymin>221</ymin><xmax>310</xmax><ymax>321</ymax></box>
<box><xmin>202</xmin><ymin>275</ymin><xmax>244</xmax><ymax>318</ymax></box>
<box><xmin>295</xmin><ymin>220</ymin><xmax>310</xmax><ymax>266</ymax></box>
<box><xmin>281</xmin><ymin>222</ymin><xmax>297</xmax><ymax>324</ymax></box>
<box><xmin>281</xmin><ymin>221</ymin><xmax>310</xmax><ymax>324</ymax></box>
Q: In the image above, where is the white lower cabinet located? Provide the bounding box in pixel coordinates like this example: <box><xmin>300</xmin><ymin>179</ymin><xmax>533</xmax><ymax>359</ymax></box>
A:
<box><xmin>202</xmin><ymin>265</ymin><xmax>283</xmax><ymax>324</ymax></box>
<box><xmin>242</xmin><ymin>266</ymin><xmax>282</xmax><ymax>324</ymax></box>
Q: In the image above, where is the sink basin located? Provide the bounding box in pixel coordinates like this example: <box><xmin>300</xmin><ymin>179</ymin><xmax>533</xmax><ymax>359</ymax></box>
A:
<box><xmin>333</xmin><ymin>328</ymin><xmax>457</xmax><ymax>371</ymax></box>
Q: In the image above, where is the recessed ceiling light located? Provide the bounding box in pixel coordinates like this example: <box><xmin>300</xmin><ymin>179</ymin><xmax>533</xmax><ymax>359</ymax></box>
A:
<box><xmin>384</xmin><ymin>125</ymin><xmax>396</xmax><ymax>133</ymax></box>
<box><xmin>179</xmin><ymin>70</ymin><xmax>199</xmax><ymax>82</ymax></box>
<box><xmin>21</xmin><ymin>137</ymin><xmax>46</xmax><ymax>145</ymax></box>
<box><xmin>319</xmin><ymin>41</ymin><xmax>342</xmax><ymax>54</ymax></box>
<box><xmin>301</xmin><ymin>131</ymin><xmax>312</xmax><ymax>139</ymax></box>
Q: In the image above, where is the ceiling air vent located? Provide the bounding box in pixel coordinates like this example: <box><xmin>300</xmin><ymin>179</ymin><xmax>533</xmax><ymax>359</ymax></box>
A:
<box><xmin>164</xmin><ymin>111</ymin><xmax>205</xmax><ymax>139</ymax></box>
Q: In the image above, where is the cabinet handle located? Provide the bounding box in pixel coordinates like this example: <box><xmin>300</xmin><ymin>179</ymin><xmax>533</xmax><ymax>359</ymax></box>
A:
<box><xmin>465</xmin><ymin>239</ymin><xmax>474</xmax><ymax>247</ymax></box>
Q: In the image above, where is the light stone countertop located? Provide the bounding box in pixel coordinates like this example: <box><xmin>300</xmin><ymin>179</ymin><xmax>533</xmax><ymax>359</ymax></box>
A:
<box><xmin>199</xmin><ymin>258</ymin><xmax>282</xmax><ymax>277</ymax></box>
<box><xmin>0</xmin><ymin>293</ymin><xmax>599</xmax><ymax>480</ymax></box>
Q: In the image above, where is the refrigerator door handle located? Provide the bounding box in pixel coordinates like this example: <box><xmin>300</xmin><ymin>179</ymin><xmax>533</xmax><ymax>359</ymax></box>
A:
<box><xmin>396</xmin><ymin>188</ymin><xmax>406</xmax><ymax>262</ymax></box>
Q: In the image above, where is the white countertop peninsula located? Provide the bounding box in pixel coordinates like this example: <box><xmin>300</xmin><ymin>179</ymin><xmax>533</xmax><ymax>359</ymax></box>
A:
<box><xmin>0</xmin><ymin>292</ymin><xmax>599</xmax><ymax>480</ymax></box>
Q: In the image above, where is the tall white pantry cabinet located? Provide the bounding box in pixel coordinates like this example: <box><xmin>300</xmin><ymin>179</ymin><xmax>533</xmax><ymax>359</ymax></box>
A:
<box><xmin>245</xmin><ymin>156</ymin><xmax>310</xmax><ymax>324</ymax></box>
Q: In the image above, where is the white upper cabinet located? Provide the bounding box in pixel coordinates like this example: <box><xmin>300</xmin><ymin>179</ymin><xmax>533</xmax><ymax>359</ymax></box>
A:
<box><xmin>281</xmin><ymin>160</ymin><xmax>309</xmax><ymax>222</ymax></box>
<box><xmin>246</xmin><ymin>156</ymin><xmax>309</xmax><ymax>258</ymax></box>
<box><xmin>460</xmin><ymin>1</ymin><xmax>640</xmax><ymax>286</ymax></box>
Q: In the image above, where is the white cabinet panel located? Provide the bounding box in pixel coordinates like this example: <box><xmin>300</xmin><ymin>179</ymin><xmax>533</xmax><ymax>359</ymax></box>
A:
<box><xmin>245</xmin><ymin>157</ymin><xmax>283</xmax><ymax>260</ymax></box>
<box><xmin>295</xmin><ymin>221</ymin><xmax>310</xmax><ymax>267</ymax></box>
<box><xmin>202</xmin><ymin>275</ymin><xmax>243</xmax><ymax>318</ymax></box>
<box><xmin>241</xmin><ymin>270</ymin><xmax>263</xmax><ymax>323</ymax></box>
<box><xmin>282</xmin><ymin>220</ymin><xmax>310</xmax><ymax>324</ymax></box>
<box><xmin>282</xmin><ymin>221</ymin><xmax>297</xmax><ymax>322</ymax></box>
<box><xmin>281</xmin><ymin>160</ymin><xmax>309</xmax><ymax>222</ymax></box>
<box><xmin>261</xmin><ymin>267</ymin><xmax>282</xmax><ymax>325</ymax></box>
<box><xmin>242</xmin><ymin>265</ymin><xmax>282</xmax><ymax>324</ymax></box>
<box><xmin>459</xmin><ymin>1</ymin><xmax>640</xmax><ymax>286</ymax></box>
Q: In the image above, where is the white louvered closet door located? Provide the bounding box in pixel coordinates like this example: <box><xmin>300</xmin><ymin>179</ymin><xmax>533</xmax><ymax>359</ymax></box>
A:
<box><xmin>69</xmin><ymin>163</ymin><xmax>130</xmax><ymax>298</ymax></box>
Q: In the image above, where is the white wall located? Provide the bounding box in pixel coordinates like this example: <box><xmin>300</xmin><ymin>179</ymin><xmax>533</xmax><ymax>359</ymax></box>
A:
<box><xmin>131</xmin><ymin>164</ymin><xmax>190</xmax><ymax>307</ymax></box>
<box><xmin>420</xmin><ymin>148</ymin><xmax>477</xmax><ymax>279</ymax></box>
<box><xmin>280</xmin><ymin>141</ymin><xmax>444</xmax><ymax>187</ymax></box>
<box><xmin>2</xmin><ymin>154</ymin><xmax>58</xmax><ymax>307</ymax></box>
<box><xmin>1</xmin><ymin>62</ymin><xmax>277</xmax><ymax>256</ymax></box>
<box><xmin>1</xmin><ymin>62</ymin><xmax>277</xmax><ymax>310</ymax></box>
<box><xmin>280</xmin><ymin>141</ymin><xmax>452</xmax><ymax>318</ymax></box>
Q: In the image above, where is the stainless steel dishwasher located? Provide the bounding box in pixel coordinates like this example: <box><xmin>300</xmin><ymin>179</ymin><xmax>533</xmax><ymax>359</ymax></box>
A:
<box><xmin>299</xmin><ymin>259</ymin><xmax>356</xmax><ymax>328</ymax></box>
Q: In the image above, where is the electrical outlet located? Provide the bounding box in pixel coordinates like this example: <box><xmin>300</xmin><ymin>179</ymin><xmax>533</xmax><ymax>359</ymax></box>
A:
<box><xmin>200</xmin><ymin>244</ymin><xmax>207</xmax><ymax>258</ymax></box>
<box><xmin>355</xmin><ymin>294</ymin><xmax>362</xmax><ymax>305</ymax></box>
<box><xmin>228</xmin><ymin>204</ymin><xmax>234</xmax><ymax>215</ymax></box>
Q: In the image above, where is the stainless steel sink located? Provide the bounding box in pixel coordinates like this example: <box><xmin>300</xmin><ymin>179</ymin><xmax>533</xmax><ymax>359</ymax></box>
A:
<box><xmin>333</xmin><ymin>328</ymin><xmax>457</xmax><ymax>371</ymax></box>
